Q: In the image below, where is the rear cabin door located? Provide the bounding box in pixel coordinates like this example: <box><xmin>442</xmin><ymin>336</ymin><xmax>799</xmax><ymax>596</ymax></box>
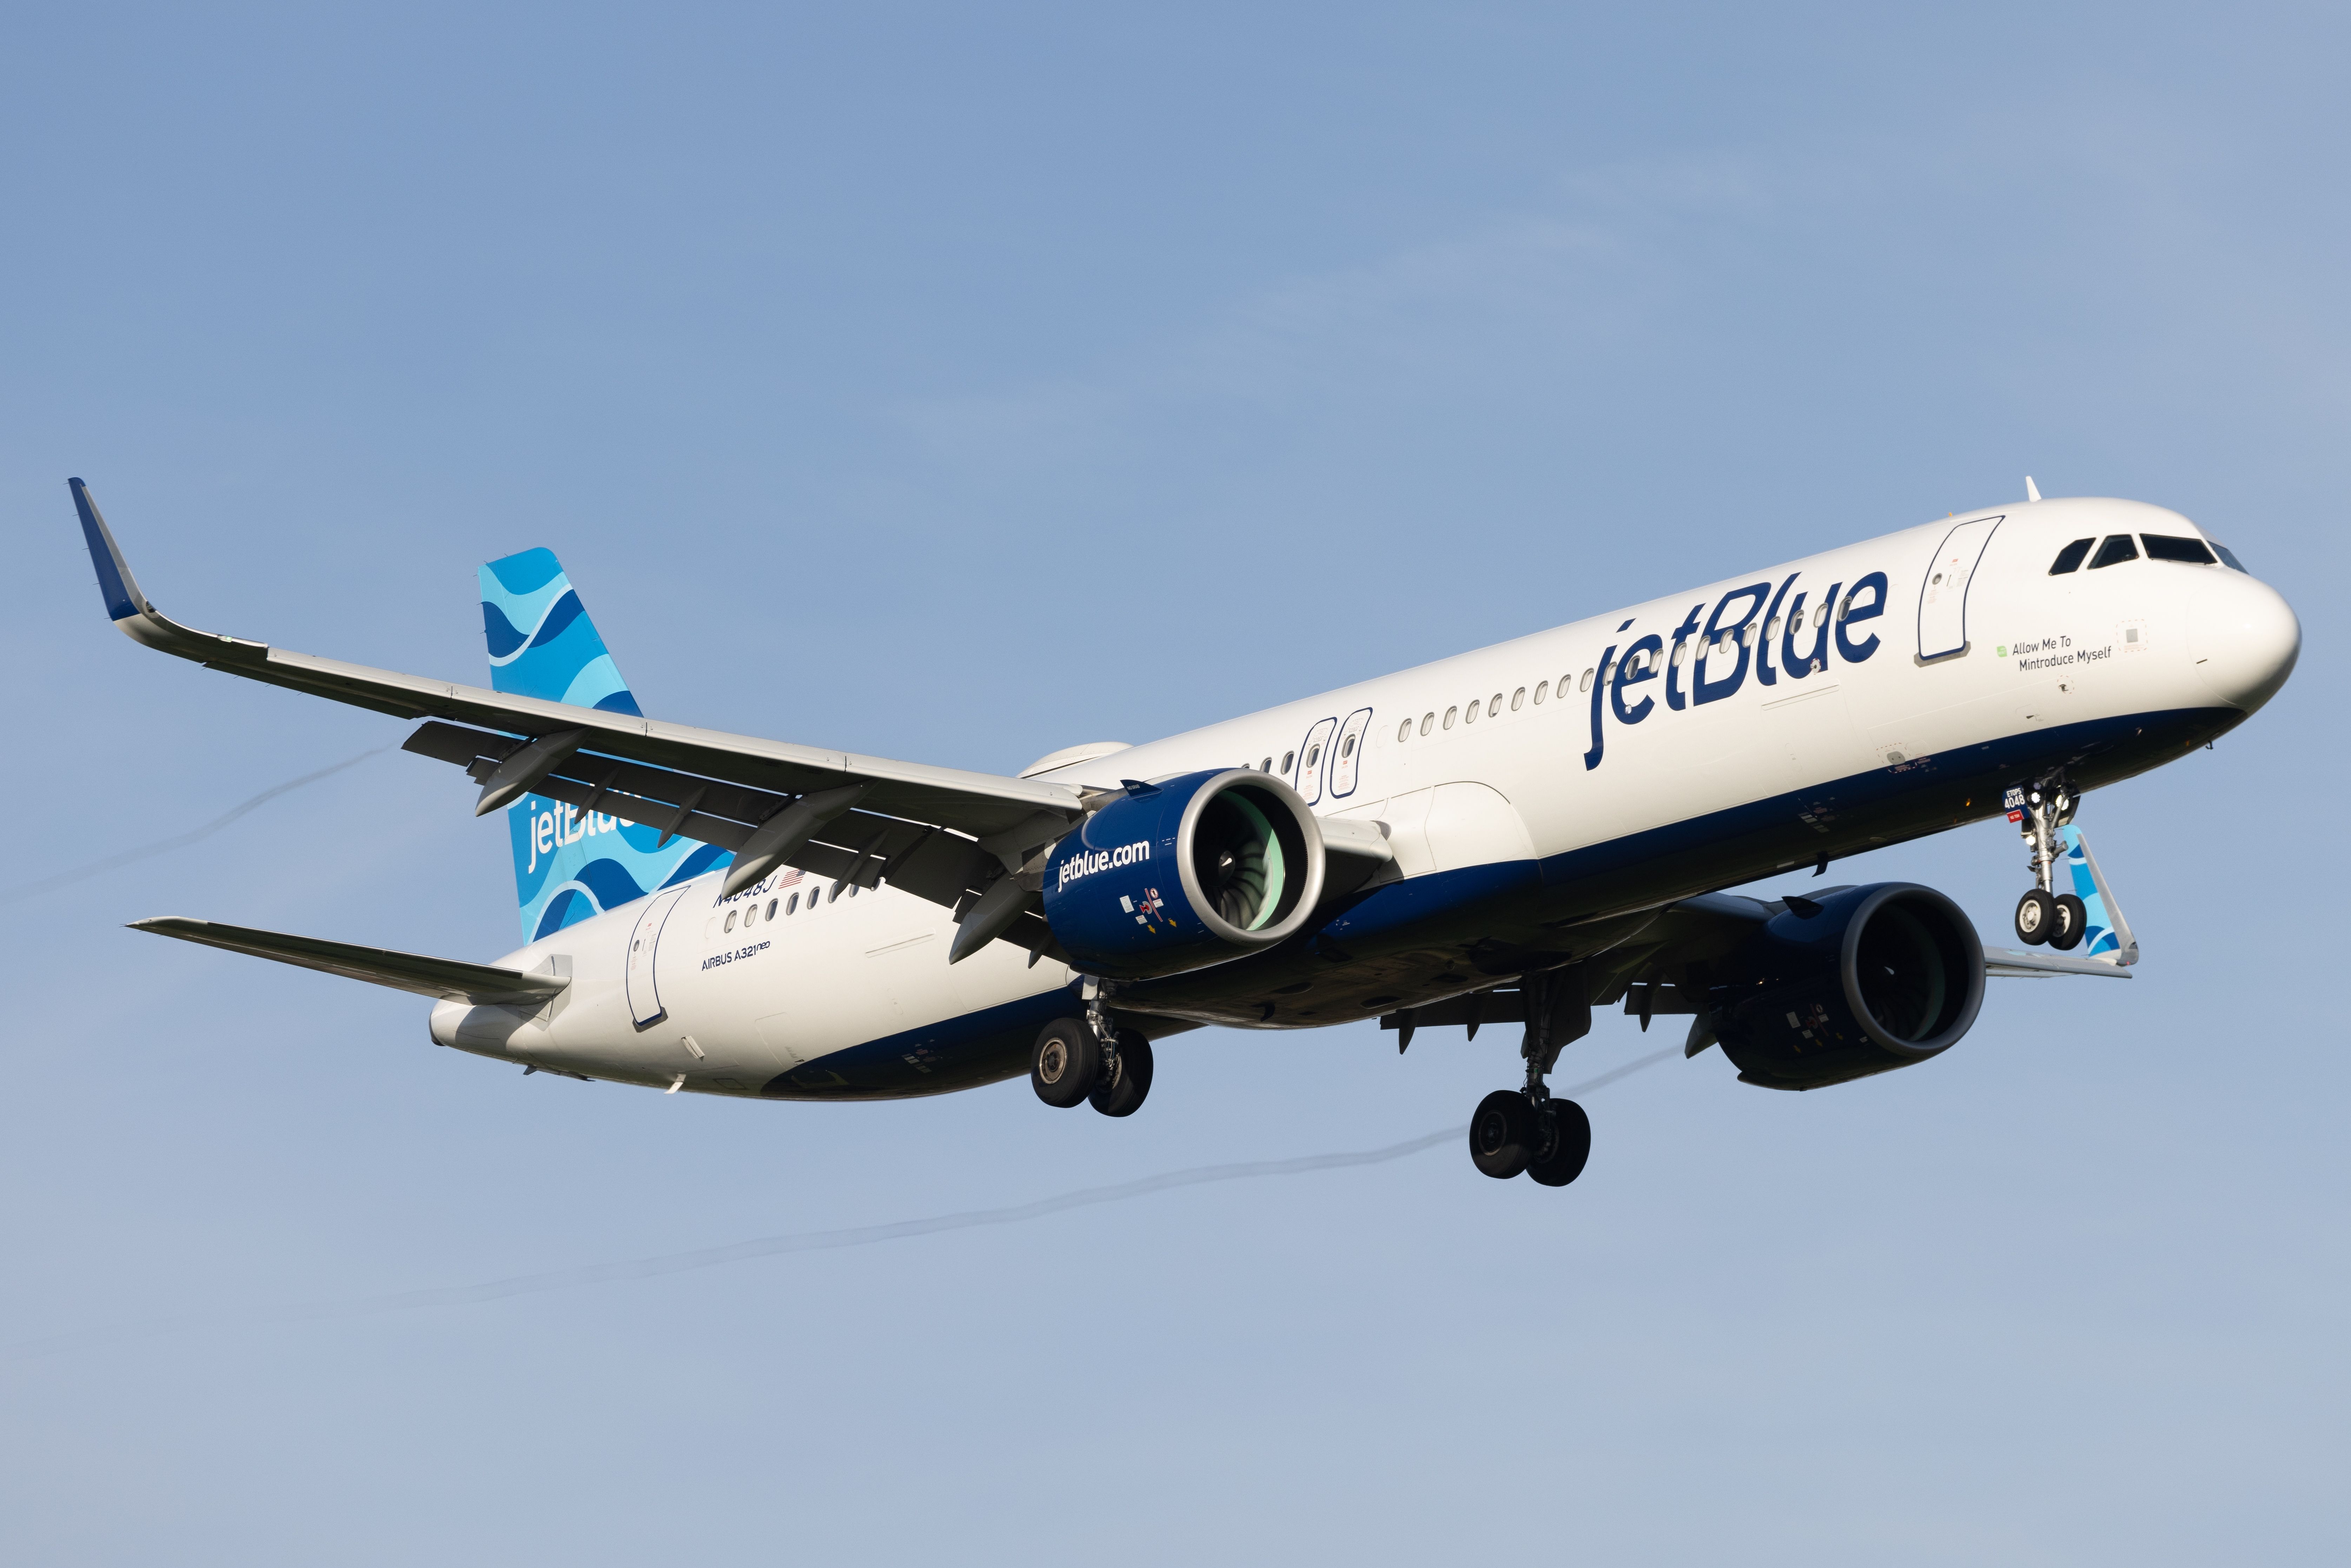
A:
<box><xmin>624</xmin><ymin>884</ymin><xmax>693</xmax><ymax>1028</ymax></box>
<box><xmin>1916</xmin><ymin>514</ymin><xmax>2004</xmax><ymax>662</ymax></box>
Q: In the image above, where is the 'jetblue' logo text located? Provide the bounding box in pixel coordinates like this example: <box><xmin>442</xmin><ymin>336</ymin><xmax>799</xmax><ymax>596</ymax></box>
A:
<box><xmin>1058</xmin><ymin>840</ymin><xmax>1151</xmax><ymax>890</ymax></box>
<box><xmin>526</xmin><ymin>802</ymin><xmax>625</xmax><ymax>873</ymax></box>
<box><xmin>1584</xmin><ymin>570</ymin><xmax>1890</xmax><ymax>771</ymax></box>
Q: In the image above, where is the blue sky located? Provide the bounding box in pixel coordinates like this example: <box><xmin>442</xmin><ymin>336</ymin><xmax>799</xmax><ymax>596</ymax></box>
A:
<box><xmin>3</xmin><ymin>5</ymin><xmax>2345</xmax><ymax>1562</ymax></box>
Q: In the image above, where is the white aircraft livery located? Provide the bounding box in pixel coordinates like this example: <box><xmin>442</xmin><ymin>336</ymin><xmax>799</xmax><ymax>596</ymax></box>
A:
<box><xmin>73</xmin><ymin>478</ymin><xmax>2299</xmax><ymax>1185</ymax></box>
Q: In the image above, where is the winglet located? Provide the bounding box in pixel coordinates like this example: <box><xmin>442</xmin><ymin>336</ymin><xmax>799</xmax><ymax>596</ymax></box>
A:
<box><xmin>70</xmin><ymin>477</ymin><xmax>150</xmax><ymax>623</ymax></box>
<box><xmin>66</xmin><ymin>479</ymin><xmax>268</xmax><ymax>663</ymax></box>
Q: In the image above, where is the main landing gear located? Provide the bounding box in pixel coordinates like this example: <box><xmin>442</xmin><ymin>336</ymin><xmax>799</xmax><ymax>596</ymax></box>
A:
<box><xmin>2012</xmin><ymin>777</ymin><xmax>2087</xmax><ymax>952</ymax></box>
<box><xmin>1468</xmin><ymin>966</ymin><xmax>1593</xmax><ymax>1187</ymax></box>
<box><xmin>1030</xmin><ymin>1014</ymin><xmax>1154</xmax><ymax>1118</ymax></box>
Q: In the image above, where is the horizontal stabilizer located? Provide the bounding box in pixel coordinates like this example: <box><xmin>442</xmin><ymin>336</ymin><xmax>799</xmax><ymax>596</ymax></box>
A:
<box><xmin>1983</xmin><ymin>944</ymin><xmax>2133</xmax><ymax>979</ymax></box>
<box><xmin>130</xmin><ymin>917</ymin><xmax>569</xmax><ymax>1005</ymax></box>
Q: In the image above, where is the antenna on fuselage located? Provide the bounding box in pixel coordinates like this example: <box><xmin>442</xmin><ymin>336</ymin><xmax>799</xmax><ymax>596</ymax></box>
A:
<box><xmin>2025</xmin><ymin>476</ymin><xmax>2043</xmax><ymax>502</ymax></box>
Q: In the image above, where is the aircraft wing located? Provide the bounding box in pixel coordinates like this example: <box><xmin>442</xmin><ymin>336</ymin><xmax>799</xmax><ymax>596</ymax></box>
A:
<box><xmin>131</xmin><ymin>917</ymin><xmax>570</xmax><ymax>1005</ymax></box>
<box><xmin>73</xmin><ymin>480</ymin><xmax>1090</xmax><ymax>918</ymax></box>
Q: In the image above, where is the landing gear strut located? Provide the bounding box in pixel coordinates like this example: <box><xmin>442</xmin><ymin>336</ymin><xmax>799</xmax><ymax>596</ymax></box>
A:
<box><xmin>1466</xmin><ymin>966</ymin><xmax>1593</xmax><ymax>1187</ymax></box>
<box><xmin>2012</xmin><ymin>777</ymin><xmax>2087</xmax><ymax>951</ymax></box>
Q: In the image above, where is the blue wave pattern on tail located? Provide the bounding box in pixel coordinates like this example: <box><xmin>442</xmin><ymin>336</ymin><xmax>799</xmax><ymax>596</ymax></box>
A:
<box><xmin>481</xmin><ymin>549</ymin><xmax>733</xmax><ymax>944</ymax></box>
<box><xmin>2060</xmin><ymin>824</ymin><xmax>2120</xmax><ymax>960</ymax></box>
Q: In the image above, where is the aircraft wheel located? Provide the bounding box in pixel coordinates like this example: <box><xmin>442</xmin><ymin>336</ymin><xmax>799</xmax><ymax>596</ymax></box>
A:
<box><xmin>1525</xmin><ymin>1100</ymin><xmax>1592</xmax><ymax>1188</ymax></box>
<box><xmin>1090</xmin><ymin>1031</ymin><xmax>1154</xmax><ymax>1117</ymax></box>
<box><xmin>2048</xmin><ymin>893</ymin><xmax>2088</xmax><ymax>951</ymax></box>
<box><xmin>1469</xmin><ymin>1090</ymin><xmax>1534</xmax><ymax>1180</ymax></box>
<box><xmin>2014</xmin><ymin>889</ymin><xmax>2056</xmax><ymax>946</ymax></box>
<box><xmin>1031</xmin><ymin>1018</ymin><xmax>1101</xmax><ymax>1108</ymax></box>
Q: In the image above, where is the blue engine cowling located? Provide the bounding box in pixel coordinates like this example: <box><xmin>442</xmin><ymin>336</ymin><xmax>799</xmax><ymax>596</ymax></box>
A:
<box><xmin>1041</xmin><ymin>768</ymin><xmax>1327</xmax><ymax>980</ymax></box>
<box><xmin>1708</xmin><ymin>882</ymin><xmax>1985</xmax><ymax>1090</ymax></box>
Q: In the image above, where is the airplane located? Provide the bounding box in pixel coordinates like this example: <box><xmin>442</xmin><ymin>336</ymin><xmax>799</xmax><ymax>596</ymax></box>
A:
<box><xmin>71</xmin><ymin>476</ymin><xmax>2298</xmax><ymax>1186</ymax></box>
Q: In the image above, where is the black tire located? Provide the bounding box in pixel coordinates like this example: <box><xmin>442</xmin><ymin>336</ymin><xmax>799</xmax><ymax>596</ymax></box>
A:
<box><xmin>1031</xmin><ymin>1018</ymin><xmax>1101</xmax><ymax>1108</ymax></box>
<box><xmin>1525</xmin><ymin>1099</ymin><xmax>1592</xmax><ymax>1188</ymax></box>
<box><xmin>1469</xmin><ymin>1090</ymin><xmax>1535</xmax><ymax>1180</ymax></box>
<box><xmin>2049</xmin><ymin>893</ymin><xmax>2088</xmax><ymax>951</ymax></box>
<box><xmin>1090</xmin><ymin>1031</ymin><xmax>1155</xmax><ymax>1117</ymax></box>
<box><xmin>2014</xmin><ymin>889</ymin><xmax>2057</xmax><ymax>946</ymax></box>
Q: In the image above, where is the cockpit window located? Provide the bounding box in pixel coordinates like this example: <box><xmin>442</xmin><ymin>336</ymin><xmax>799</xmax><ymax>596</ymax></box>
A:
<box><xmin>2088</xmin><ymin>535</ymin><xmax>2140</xmax><ymax>570</ymax></box>
<box><xmin>2048</xmin><ymin>538</ymin><xmax>2095</xmax><ymax>574</ymax></box>
<box><xmin>2210</xmin><ymin>541</ymin><xmax>2249</xmax><ymax>573</ymax></box>
<box><xmin>2142</xmin><ymin>533</ymin><xmax>2217</xmax><ymax>565</ymax></box>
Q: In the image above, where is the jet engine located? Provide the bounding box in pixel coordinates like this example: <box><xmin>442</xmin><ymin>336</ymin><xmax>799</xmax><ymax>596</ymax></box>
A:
<box><xmin>1708</xmin><ymin>882</ymin><xmax>1985</xmax><ymax>1090</ymax></box>
<box><xmin>1041</xmin><ymin>768</ymin><xmax>1326</xmax><ymax>979</ymax></box>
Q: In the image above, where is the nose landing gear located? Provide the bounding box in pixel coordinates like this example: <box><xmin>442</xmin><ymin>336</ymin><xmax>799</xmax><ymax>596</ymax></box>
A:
<box><xmin>2012</xmin><ymin>778</ymin><xmax>2088</xmax><ymax>951</ymax></box>
<box><xmin>1466</xmin><ymin>966</ymin><xmax>1594</xmax><ymax>1187</ymax></box>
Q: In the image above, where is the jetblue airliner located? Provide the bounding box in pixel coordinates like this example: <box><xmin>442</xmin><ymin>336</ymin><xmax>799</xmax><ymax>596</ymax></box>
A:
<box><xmin>73</xmin><ymin>478</ymin><xmax>2298</xmax><ymax>1185</ymax></box>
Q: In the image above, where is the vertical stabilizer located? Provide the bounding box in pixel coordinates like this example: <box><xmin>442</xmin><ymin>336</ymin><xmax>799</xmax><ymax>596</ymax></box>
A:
<box><xmin>2061</xmin><ymin>824</ymin><xmax>2138</xmax><ymax>966</ymax></box>
<box><xmin>478</xmin><ymin>550</ymin><xmax>731</xmax><ymax>943</ymax></box>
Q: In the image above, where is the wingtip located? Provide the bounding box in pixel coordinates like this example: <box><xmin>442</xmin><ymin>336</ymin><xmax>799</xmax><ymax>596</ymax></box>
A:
<box><xmin>70</xmin><ymin>476</ymin><xmax>147</xmax><ymax>623</ymax></box>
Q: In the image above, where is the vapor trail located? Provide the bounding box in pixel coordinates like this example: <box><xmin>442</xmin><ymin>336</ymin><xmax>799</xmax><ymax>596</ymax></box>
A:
<box><xmin>7</xmin><ymin>1050</ymin><xmax>1678</xmax><ymax>1358</ymax></box>
<box><xmin>0</xmin><ymin>746</ymin><xmax>392</xmax><ymax>905</ymax></box>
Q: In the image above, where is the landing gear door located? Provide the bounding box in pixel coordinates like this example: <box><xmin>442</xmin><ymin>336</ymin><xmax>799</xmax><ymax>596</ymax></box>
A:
<box><xmin>1916</xmin><ymin>514</ymin><xmax>2004</xmax><ymax>663</ymax></box>
<box><xmin>624</xmin><ymin>884</ymin><xmax>692</xmax><ymax>1028</ymax></box>
<box><xmin>1328</xmin><ymin>707</ymin><xmax>1373</xmax><ymax>799</ymax></box>
<box><xmin>1293</xmin><ymin>716</ymin><xmax>1338</xmax><ymax>804</ymax></box>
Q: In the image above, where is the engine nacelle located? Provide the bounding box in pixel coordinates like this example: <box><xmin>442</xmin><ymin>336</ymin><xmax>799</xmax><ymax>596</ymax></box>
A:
<box><xmin>1041</xmin><ymin>769</ymin><xmax>1326</xmax><ymax>980</ymax></box>
<box><xmin>1709</xmin><ymin>882</ymin><xmax>1985</xmax><ymax>1091</ymax></box>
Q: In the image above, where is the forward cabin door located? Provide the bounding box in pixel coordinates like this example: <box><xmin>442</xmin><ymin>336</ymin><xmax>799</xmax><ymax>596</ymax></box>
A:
<box><xmin>624</xmin><ymin>884</ymin><xmax>693</xmax><ymax>1027</ymax></box>
<box><xmin>1916</xmin><ymin>514</ymin><xmax>2005</xmax><ymax>662</ymax></box>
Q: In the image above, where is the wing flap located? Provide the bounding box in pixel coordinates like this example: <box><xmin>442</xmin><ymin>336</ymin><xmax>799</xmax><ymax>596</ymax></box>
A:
<box><xmin>131</xmin><ymin>916</ymin><xmax>569</xmax><ymax>1004</ymax></box>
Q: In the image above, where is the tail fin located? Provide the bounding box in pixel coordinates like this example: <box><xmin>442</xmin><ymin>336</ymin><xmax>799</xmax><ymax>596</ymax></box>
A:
<box><xmin>478</xmin><ymin>549</ymin><xmax>731</xmax><ymax>943</ymax></box>
<box><xmin>2061</xmin><ymin>824</ymin><xmax>2138</xmax><ymax>966</ymax></box>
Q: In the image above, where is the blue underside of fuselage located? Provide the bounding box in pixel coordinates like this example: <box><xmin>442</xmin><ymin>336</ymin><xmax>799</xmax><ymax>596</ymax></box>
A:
<box><xmin>762</xmin><ymin>703</ymin><xmax>2232</xmax><ymax>1099</ymax></box>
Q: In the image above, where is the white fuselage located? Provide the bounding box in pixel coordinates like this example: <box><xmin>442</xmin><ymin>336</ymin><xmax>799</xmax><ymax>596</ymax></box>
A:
<box><xmin>430</xmin><ymin>497</ymin><xmax>2298</xmax><ymax>1098</ymax></box>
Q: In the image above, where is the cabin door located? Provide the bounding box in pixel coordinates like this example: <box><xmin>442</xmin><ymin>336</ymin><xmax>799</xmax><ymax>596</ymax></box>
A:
<box><xmin>1916</xmin><ymin>515</ymin><xmax>2004</xmax><ymax>662</ymax></box>
<box><xmin>624</xmin><ymin>885</ymin><xmax>692</xmax><ymax>1028</ymax></box>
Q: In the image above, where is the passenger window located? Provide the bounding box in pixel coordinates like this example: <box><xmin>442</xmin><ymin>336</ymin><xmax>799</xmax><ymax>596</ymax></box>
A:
<box><xmin>1671</xmin><ymin>642</ymin><xmax>1688</xmax><ymax>666</ymax></box>
<box><xmin>2211</xmin><ymin>541</ymin><xmax>2249</xmax><ymax>573</ymax></box>
<box><xmin>1511</xmin><ymin>686</ymin><xmax>1525</xmax><ymax>711</ymax></box>
<box><xmin>1813</xmin><ymin>604</ymin><xmax>1828</xmax><ymax>629</ymax></box>
<box><xmin>1533</xmin><ymin>681</ymin><xmax>1548</xmax><ymax>704</ymax></box>
<box><xmin>1765</xmin><ymin>616</ymin><xmax>1780</xmax><ymax>640</ymax></box>
<box><xmin>1282</xmin><ymin>751</ymin><xmax>1296</xmax><ymax>772</ymax></box>
<box><xmin>1396</xmin><ymin>720</ymin><xmax>1411</xmax><ymax>742</ymax></box>
<box><xmin>2048</xmin><ymin>537</ymin><xmax>2095</xmax><ymax>574</ymax></box>
<box><xmin>724</xmin><ymin>910</ymin><xmax>737</xmax><ymax>932</ymax></box>
<box><xmin>766</xmin><ymin>899</ymin><xmax>778</xmax><ymax>920</ymax></box>
<box><xmin>1462</xmin><ymin>700</ymin><xmax>1478</xmax><ymax>724</ymax></box>
<box><xmin>787</xmin><ymin>892</ymin><xmax>799</xmax><ymax>914</ymax></box>
<box><xmin>1443</xmin><ymin>706</ymin><xmax>1458</xmax><ymax>730</ymax></box>
<box><xmin>1580</xmin><ymin>668</ymin><xmax>1594</xmax><ymax>693</ymax></box>
<box><xmin>1489</xmin><ymin>693</ymin><xmax>1503</xmax><ymax>716</ymax></box>
<box><xmin>2089</xmin><ymin>534</ymin><xmax>2140</xmax><ymax>569</ymax></box>
<box><xmin>2143</xmin><ymin>534</ymin><xmax>2216</xmax><ymax>564</ymax></box>
<box><xmin>1420</xmin><ymin>712</ymin><xmax>1434</xmax><ymax>736</ymax></box>
<box><xmin>742</xmin><ymin>905</ymin><xmax>756</xmax><ymax>927</ymax></box>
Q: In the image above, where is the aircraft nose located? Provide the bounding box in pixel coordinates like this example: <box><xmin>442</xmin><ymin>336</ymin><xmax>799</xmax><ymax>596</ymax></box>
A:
<box><xmin>2189</xmin><ymin>568</ymin><xmax>2300</xmax><ymax>713</ymax></box>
